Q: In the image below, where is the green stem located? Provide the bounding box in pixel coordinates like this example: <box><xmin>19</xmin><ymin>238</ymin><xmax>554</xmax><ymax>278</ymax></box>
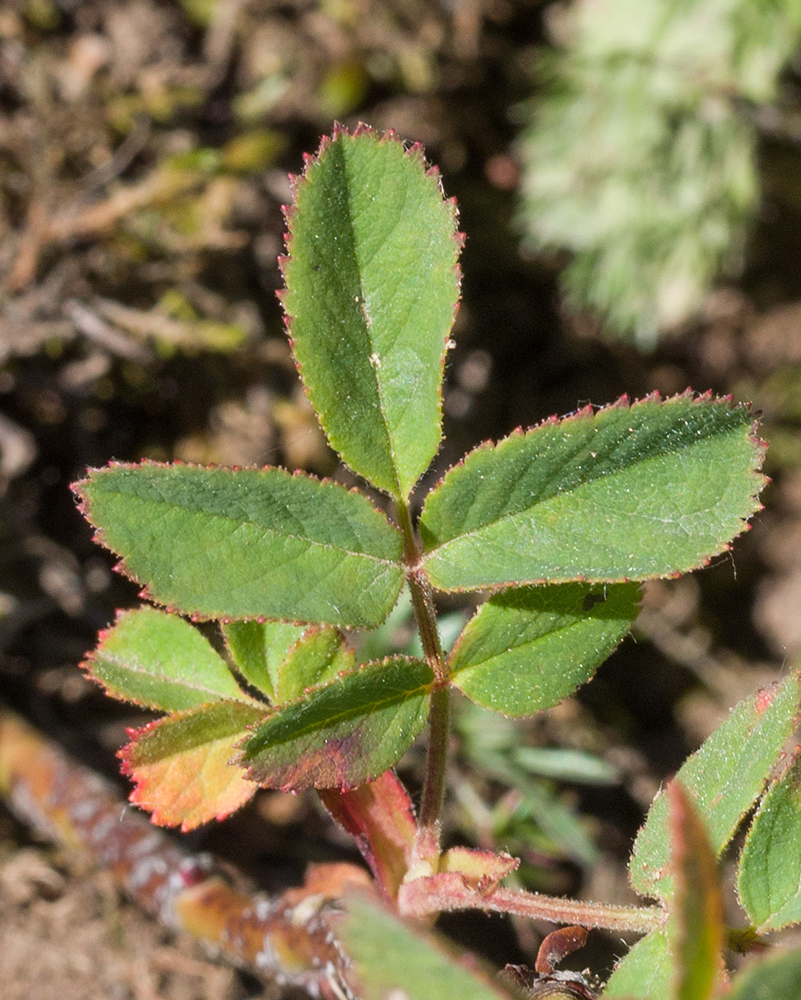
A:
<box><xmin>396</xmin><ymin>498</ymin><xmax>450</xmax><ymax>868</ymax></box>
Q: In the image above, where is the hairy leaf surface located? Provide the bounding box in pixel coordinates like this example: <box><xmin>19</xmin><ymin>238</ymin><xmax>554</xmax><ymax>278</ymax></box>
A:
<box><xmin>282</xmin><ymin>125</ymin><xmax>461</xmax><ymax>499</ymax></box>
<box><xmin>449</xmin><ymin>582</ymin><xmax>640</xmax><ymax>716</ymax></box>
<box><xmin>340</xmin><ymin>889</ymin><xmax>510</xmax><ymax>1000</ymax></box>
<box><xmin>420</xmin><ymin>395</ymin><xmax>763</xmax><ymax>590</ymax></box>
<box><xmin>238</xmin><ymin>657</ymin><xmax>433</xmax><ymax>790</ymax></box>
<box><xmin>738</xmin><ymin>756</ymin><xmax>801</xmax><ymax>931</ymax></box>
<box><xmin>76</xmin><ymin>462</ymin><xmax>404</xmax><ymax>627</ymax></box>
<box><xmin>630</xmin><ymin>671</ymin><xmax>801</xmax><ymax>900</ymax></box>
<box><xmin>86</xmin><ymin>606</ymin><xmax>250</xmax><ymax>711</ymax></box>
<box><xmin>602</xmin><ymin>928</ymin><xmax>671</xmax><ymax>998</ymax></box>
<box><xmin>120</xmin><ymin>700</ymin><xmax>266</xmax><ymax>830</ymax></box>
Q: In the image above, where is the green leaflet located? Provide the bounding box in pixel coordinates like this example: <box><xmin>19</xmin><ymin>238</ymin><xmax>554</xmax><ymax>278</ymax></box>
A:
<box><xmin>282</xmin><ymin>125</ymin><xmax>461</xmax><ymax>500</ymax></box>
<box><xmin>602</xmin><ymin>927</ymin><xmax>671</xmax><ymax>998</ymax></box>
<box><xmin>222</xmin><ymin>620</ymin><xmax>351</xmax><ymax>703</ymax></box>
<box><xmin>76</xmin><ymin>462</ymin><xmax>404</xmax><ymax>628</ymax></box>
<box><xmin>668</xmin><ymin>783</ymin><xmax>724</xmax><ymax>1000</ymax></box>
<box><xmin>738</xmin><ymin>756</ymin><xmax>801</xmax><ymax>932</ymax></box>
<box><xmin>449</xmin><ymin>582</ymin><xmax>640</xmax><ymax>717</ymax></box>
<box><xmin>119</xmin><ymin>700</ymin><xmax>266</xmax><ymax>831</ymax></box>
<box><xmin>727</xmin><ymin>947</ymin><xmax>801</xmax><ymax>1000</ymax></box>
<box><xmin>630</xmin><ymin>671</ymin><xmax>801</xmax><ymax>900</ymax></box>
<box><xmin>275</xmin><ymin>625</ymin><xmax>355</xmax><ymax>703</ymax></box>
<box><xmin>85</xmin><ymin>606</ymin><xmax>252</xmax><ymax>712</ymax></box>
<box><xmin>222</xmin><ymin>620</ymin><xmax>306</xmax><ymax>701</ymax></box>
<box><xmin>339</xmin><ymin>889</ymin><xmax>510</xmax><ymax>1000</ymax></box>
<box><xmin>238</xmin><ymin>657</ymin><xmax>433</xmax><ymax>790</ymax></box>
<box><xmin>420</xmin><ymin>395</ymin><xmax>763</xmax><ymax>591</ymax></box>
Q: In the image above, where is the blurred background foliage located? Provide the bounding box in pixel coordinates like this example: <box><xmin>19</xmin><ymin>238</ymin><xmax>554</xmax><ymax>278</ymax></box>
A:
<box><xmin>518</xmin><ymin>0</ymin><xmax>801</xmax><ymax>345</ymax></box>
<box><xmin>2</xmin><ymin>1</ymin><xmax>801</xmax><ymax>994</ymax></box>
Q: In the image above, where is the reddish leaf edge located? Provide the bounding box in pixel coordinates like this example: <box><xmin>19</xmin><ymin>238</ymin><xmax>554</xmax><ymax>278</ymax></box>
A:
<box><xmin>118</xmin><ymin>701</ymin><xmax>266</xmax><ymax>831</ymax></box>
<box><xmin>276</xmin><ymin>122</ymin><xmax>464</xmax><ymax>502</ymax></box>
<box><xmin>419</xmin><ymin>390</ymin><xmax>767</xmax><ymax>590</ymax></box>
<box><xmin>71</xmin><ymin>459</ymin><xmax>405</xmax><ymax>625</ymax></box>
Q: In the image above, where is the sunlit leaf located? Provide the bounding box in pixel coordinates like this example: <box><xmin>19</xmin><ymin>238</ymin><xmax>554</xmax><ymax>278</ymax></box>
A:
<box><xmin>420</xmin><ymin>395</ymin><xmax>763</xmax><ymax>591</ymax></box>
<box><xmin>282</xmin><ymin>125</ymin><xmax>461</xmax><ymax>499</ymax></box>
<box><xmin>85</xmin><ymin>606</ymin><xmax>250</xmax><ymax>711</ymax></box>
<box><xmin>238</xmin><ymin>657</ymin><xmax>433</xmax><ymax>790</ymax></box>
<box><xmin>630</xmin><ymin>671</ymin><xmax>801</xmax><ymax>900</ymax></box>
<box><xmin>120</xmin><ymin>700</ymin><xmax>266</xmax><ymax>831</ymax></box>
<box><xmin>76</xmin><ymin>462</ymin><xmax>404</xmax><ymax>627</ymax></box>
<box><xmin>449</xmin><ymin>582</ymin><xmax>640</xmax><ymax>716</ymax></box>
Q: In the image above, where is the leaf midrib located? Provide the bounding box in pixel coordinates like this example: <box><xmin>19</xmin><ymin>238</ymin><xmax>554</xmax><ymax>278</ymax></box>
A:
<box><xmin>423</xmin><ymin>427</ymin><xmax>742</xmax><ymax>562</ymax></box>
<box><xmin>115</xmin><ymin>488</ymin><xmax>403</xmax><ymax>568</ymax></box>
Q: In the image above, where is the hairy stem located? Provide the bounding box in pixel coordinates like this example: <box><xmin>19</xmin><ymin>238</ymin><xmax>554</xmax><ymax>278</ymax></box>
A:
<box><xmin>396</xmin><ymin>498</ymin><xmax>450</xmax><ymax>867</ymax></box>
<box><xmin>398</xmin><ymin>874</ymin><xmax>665</xmax><ymax>934</ymax></box>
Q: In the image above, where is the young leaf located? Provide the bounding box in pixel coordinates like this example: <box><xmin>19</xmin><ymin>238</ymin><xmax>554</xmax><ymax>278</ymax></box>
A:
<box><xmin>75</xmin><ymin>462</ymin><xmax>404</xmax><ymax>628</ymax></box>
<box><xmin>420</xmin><ymin>394</ymin><xmax>763</xmax><ymax>591</ymax></box>
<box><xmin>448</xmin><ymin>582</ymin><xmax>641</xmax><ymax>717</ymax></box>
<box><xmin>727</xmin><ymin>946</ymin><xmax>801</xmax><ymax>1000</ymax></box>
<box><xmin>319</xmin><ymin>769</ymin><xmax>417</xmax><ymax>900</ymax></box>
<box><xmin>222</xmin><ymin>620</ymin><xmax>307</xmax><ymax>700</ymax></box>
<box><xmin>738</xmin><ymin>754</ymin><xmax>801</xmax><ymax>932</ymax></box>
<box><xmin>238</xmin><ymin>657</ymin><xmax>433</xmax><ymax>790</ymax></box>
<box><xmin>668</xmin><ymin>782</ymin><xmax>725</xmax><ymax>1000</ymax></box>
<box><xmin>602</xmin><ymin>928</ymin><xmax>671</xmax><ymax>999</ymax></box>
<box><xmin>629</xmin><ymin>670</ymin><xmax>801</xmax><ymax>900</ymax></box>
<box><xmin>339</xmin><ymin>888</ymin><xmax>512</xmax><ymax>1000</ymax></box>
<box><xmin>275</xmin><ymin>626</ymin><xmax>355</xmax><ymax>703</ymax></box>
<box><xmin>281</xmin><ymin>125</ymin><xmax>461</xmax><ymax>500</ymax></box>
<box><xmin>119</xmin><ymin>700</ymin><xmax>266</xmax><ymax>831</ymax></box>
<box><xmin>85</xmin><ymin>606</ymin><xmax>252</xmax><ymax>712</ymax></box>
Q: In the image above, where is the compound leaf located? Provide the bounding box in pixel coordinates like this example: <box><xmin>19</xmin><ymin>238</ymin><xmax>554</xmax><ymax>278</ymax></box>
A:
<box><xmin>738</xmin><ymin>755</ymin><xmax>801</xmax><ymax>932</ymax></box>
<box><xmin>120</xmin><ymin>700</ymin><xmax>266</xmax><ymax>831</ymax></box>
<box><xmin>630</xmin><ymin>671</ymin><xmax>801</xmax><ymax>900</ymax></box>
<box><xmin>85</xmin><ymin>606</ymin><xmax>251</xmax><ymax>712</ymax></box>
<box><xmin>449</xmin><ymin>582</ymin><xmax>640</xmax><ymax>716</ymax></box>
<box><xmin>238</xmin><ymin>657</ymin><xmax>433</xmax><ymax>790</ymax></box>
<box><xmin>282</xmin><ymin>125</ymin><xmax>461</xmax><ymax>500</ymax></box>
<box><xmin>420</xmin><ymin>394</ymin><xmax>763</xmax><ymax>591</ymax></box>
<box><xmin>76</xmin><ymin>462</ymin><xmax>404</xmax><ymax>628</ymax></box>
